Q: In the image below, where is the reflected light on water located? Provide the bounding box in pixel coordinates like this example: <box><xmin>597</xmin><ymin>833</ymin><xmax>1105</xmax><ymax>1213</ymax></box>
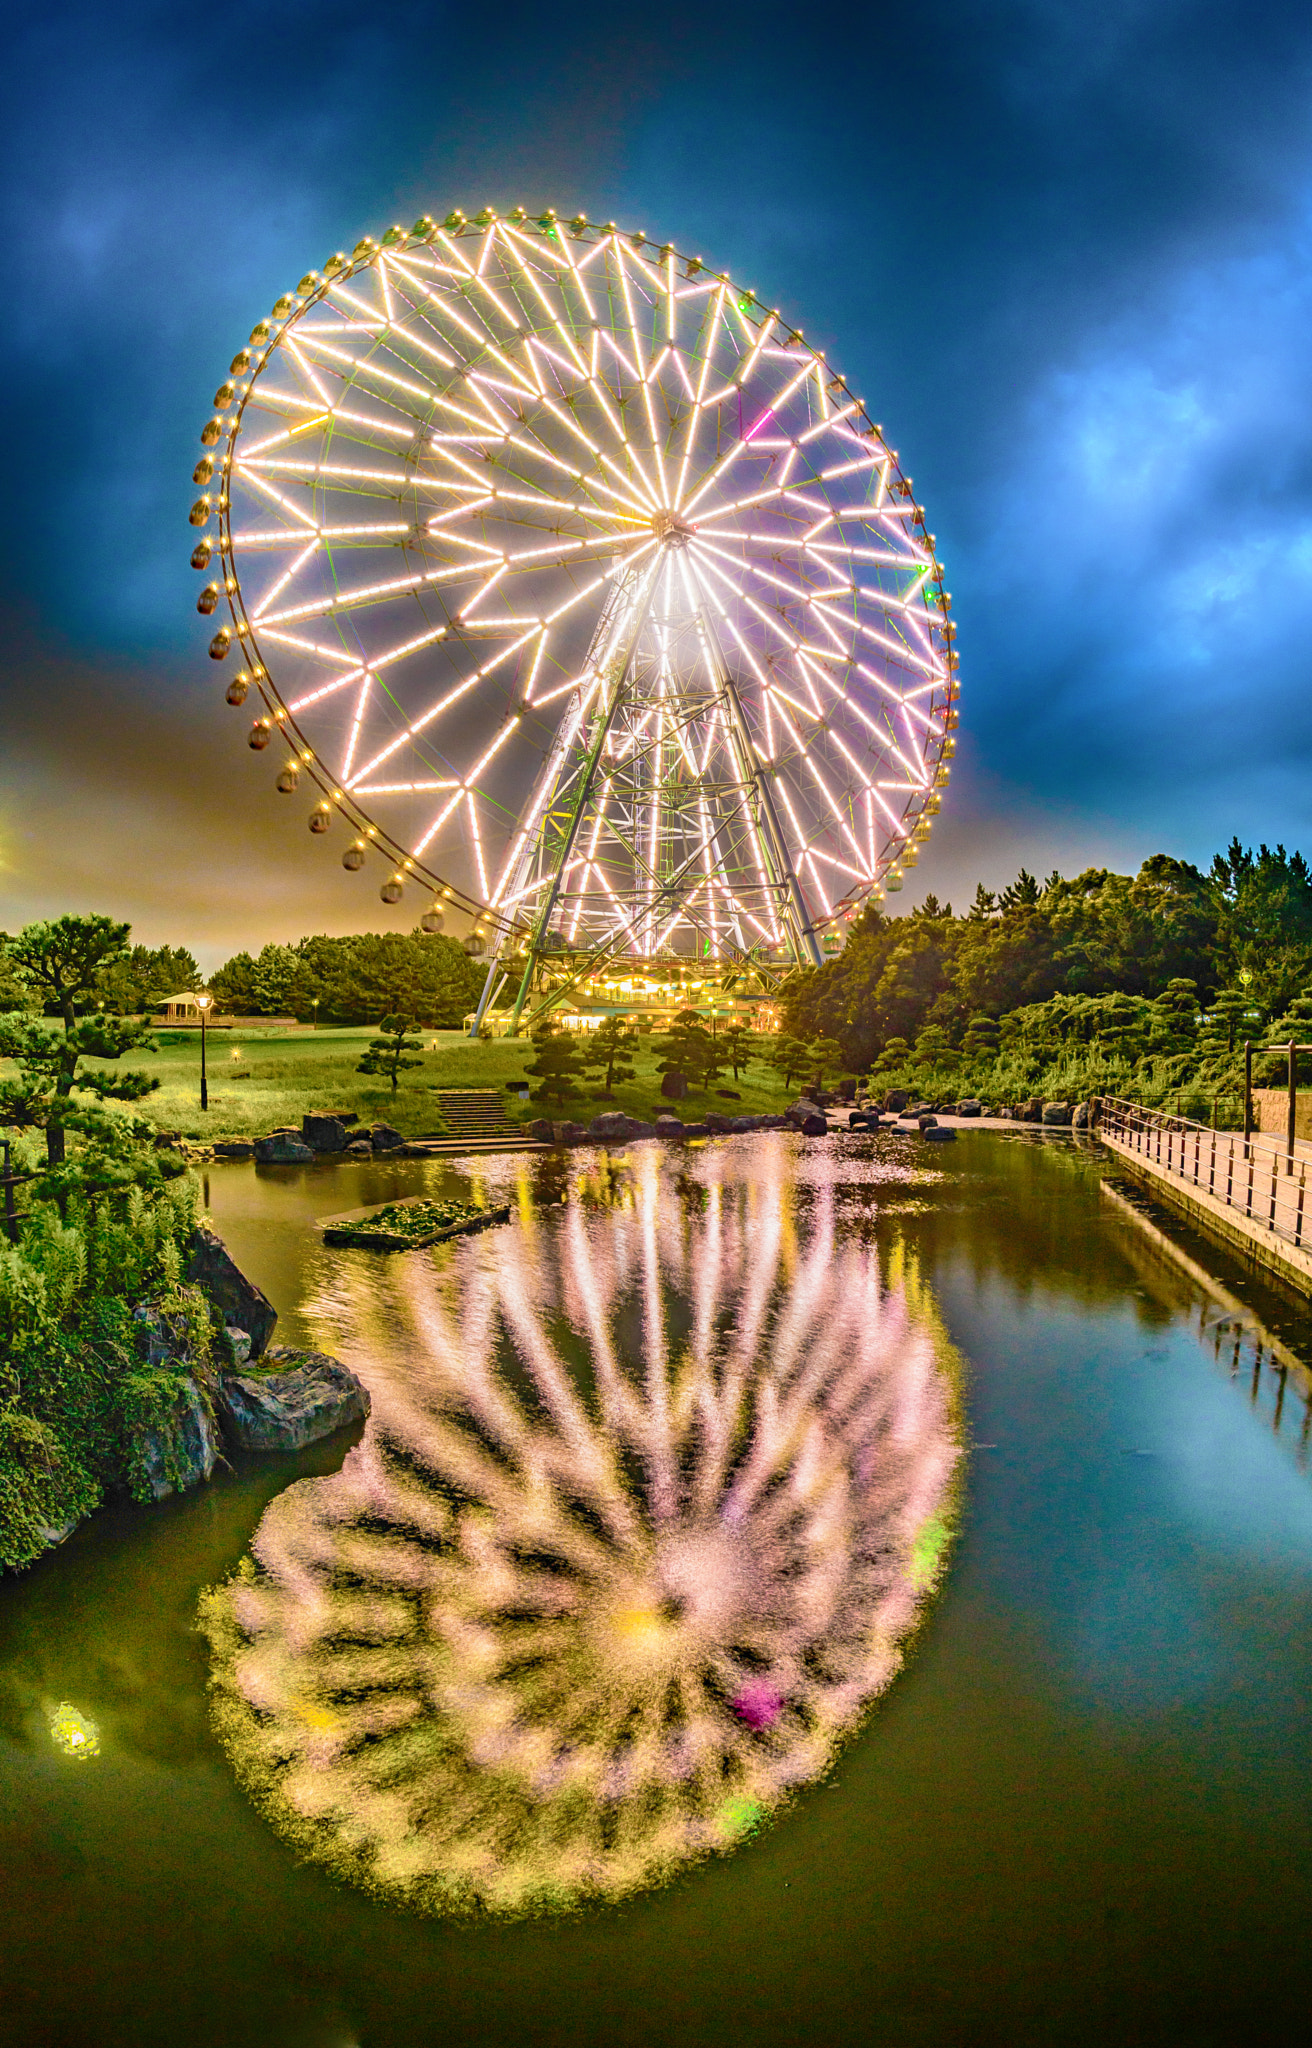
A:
<box><xmin>49</xmin><ymin>1703</ymin><xmax>100</xmax><ymax>1760</ymax></box>
<box><xmin>202</xmin><ymin>1147</ymin><xmax>959</xmax><ymax>1916</ymax></box>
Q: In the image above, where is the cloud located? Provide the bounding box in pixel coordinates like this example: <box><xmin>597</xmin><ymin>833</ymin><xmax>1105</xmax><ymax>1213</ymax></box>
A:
<box><xmin>957</xmin><ymin>194</ymin><xmax>1312</xmax><ymax>860</ymax></box>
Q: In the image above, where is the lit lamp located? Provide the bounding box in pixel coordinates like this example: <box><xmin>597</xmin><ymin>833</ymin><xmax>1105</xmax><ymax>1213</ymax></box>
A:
<box><xmin>196</xmin><ymin>992</ymin><xmax>212</xmax><ymax>1110</ymax></box>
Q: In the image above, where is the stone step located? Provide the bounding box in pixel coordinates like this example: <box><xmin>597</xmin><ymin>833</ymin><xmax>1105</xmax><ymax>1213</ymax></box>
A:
<box><xmin>435</xmin><ymin>1089</ymin><xmax>523</xmax><ymax>1141</ymax></box>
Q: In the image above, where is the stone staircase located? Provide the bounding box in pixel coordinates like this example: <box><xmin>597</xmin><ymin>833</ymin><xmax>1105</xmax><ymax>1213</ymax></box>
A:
<box><xmin>433</xmin><ymin>1090</ymin><xmax>525</xmax><ymax>1145</ymax></box>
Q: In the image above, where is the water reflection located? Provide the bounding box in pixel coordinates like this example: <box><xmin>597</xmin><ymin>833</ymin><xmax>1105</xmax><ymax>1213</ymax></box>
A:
<box><xmin>201</xmin><ymin>1146</ymin><xmax>959</xmax><ymax>1917</ymax></box>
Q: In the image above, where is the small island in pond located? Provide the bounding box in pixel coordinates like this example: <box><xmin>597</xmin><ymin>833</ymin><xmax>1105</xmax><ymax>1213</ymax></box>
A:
<box><xmin>322</xmin><ymin>1198</ymin><xmax>511</xmax><ymax>1250</ymax></box>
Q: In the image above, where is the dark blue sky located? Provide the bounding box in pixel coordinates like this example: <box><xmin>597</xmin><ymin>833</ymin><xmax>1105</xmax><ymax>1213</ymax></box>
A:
<box><xmin>4</xmin><ymin>0</ymin><xmax>1312</xmax><ymax>958</ymax></box>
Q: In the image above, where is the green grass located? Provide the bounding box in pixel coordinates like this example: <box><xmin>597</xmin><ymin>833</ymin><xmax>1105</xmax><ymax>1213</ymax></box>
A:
<box><xmin>2</xmin><ymin>1025</ymin><xmax>811</xmax><ymax>1143</ymax></box>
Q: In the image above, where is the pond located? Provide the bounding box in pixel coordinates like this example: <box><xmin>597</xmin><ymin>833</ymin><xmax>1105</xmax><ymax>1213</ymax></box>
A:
<box><xmin>5</xmin><ymin>1129</ymin><xmax>1312</xmax><ymax>2047</ymax></box>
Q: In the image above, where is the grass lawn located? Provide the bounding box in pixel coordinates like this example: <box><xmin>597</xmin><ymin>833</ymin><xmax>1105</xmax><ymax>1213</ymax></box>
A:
<box><xmin>63</xmin><ymin>1028</ymin><xmax>539</xmax><ymax>1142</ymax></box>
<box><xmin>3</xmin><ymin>1025</ymin><xmax>810</xmax><ymax>1142</ymax></box>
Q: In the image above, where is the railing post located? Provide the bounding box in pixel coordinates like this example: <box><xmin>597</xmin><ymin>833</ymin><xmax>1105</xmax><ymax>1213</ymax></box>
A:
<box><xmin>1244</xmin><ymin>1042</ymin><xmax>1252</xmax><ymax>1157</ymax></box>
<box><xmin>1289</xmin><ymin>1040</ymin><xmax>1298</xmax><ymax>1175</ymax></box>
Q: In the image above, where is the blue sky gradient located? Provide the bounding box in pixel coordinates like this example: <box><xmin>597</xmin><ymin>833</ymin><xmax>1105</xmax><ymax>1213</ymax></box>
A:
<box><xmin>4</xmin><ymin>0</ymin><xmax>1312</xmax><ymax>954</ymax></box>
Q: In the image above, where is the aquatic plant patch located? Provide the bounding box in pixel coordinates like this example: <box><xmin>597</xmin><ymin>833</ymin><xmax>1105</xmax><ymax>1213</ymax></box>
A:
<box><xmin>321</xmin><ymin>1198</ymin><xmax>510</xmax><ymax>1250</ymax></box>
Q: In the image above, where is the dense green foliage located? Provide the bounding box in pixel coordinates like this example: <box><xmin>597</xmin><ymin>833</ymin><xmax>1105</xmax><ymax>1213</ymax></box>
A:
<box><xmin>210</xmin><ymin>930</ymin><xmax>485</xmax><ymax>1025</ymax></box>
<box><xmin>780</xmin><ymin>841</ymin><xmax>1312</xmax><ymax>1112</ymax></box>
<box><xmin>0</xmin><ymin>1167</ymin><xmax>214</xmax><ymax>1570</ymax></box>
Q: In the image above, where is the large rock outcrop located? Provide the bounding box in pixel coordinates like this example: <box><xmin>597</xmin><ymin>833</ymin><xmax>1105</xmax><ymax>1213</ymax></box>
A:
<box><xmin>186</xmin><ymin>1225</ymin><xmax>278</xmax><ymax>1359</ymax></box>
<box><xmin>216</xmin><ymin>1349</ymin><xmax>370</xmax><ymax>1452</ymax></box>
<box><xmin>302</xmin><ymin>1114</ymin><xmax>349</xmax><ymax>1153</ymax></box>
<box><xmin>130</xmin><ymin>1376</ymin><xmax>221</xmax><ymax>1501</ymax></box>
<box><xmin>254</xmin><ymin>1129</ymin><xmax>315</xmax><ymax>1164</ymax></box>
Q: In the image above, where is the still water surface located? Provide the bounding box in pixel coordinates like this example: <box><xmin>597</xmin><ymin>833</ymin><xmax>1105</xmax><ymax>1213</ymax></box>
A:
<box><xmin>4</xmin><ymin>1130</ymin><xmax>1312</xmax><ymax>2047</ymax></box>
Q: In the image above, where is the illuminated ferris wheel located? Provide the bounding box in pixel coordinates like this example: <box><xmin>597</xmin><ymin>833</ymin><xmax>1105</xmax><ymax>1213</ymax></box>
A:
<box><xmin>190</xmin><ymin>206</ymin><xmax>958</xmax><ymax>1025</ymax></box>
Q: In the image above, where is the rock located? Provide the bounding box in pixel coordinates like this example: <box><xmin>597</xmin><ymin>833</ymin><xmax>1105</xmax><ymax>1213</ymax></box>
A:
<box><xmin>563</xmin><ymin>1122</ymin><xmax>590</xmax><ymax>1143</ymax></box>
<box><xmin>705</xmin><ymin>1113</ymin><xmax>734</xmax><ymax>1134</ymax></box>
<box><xmin>955</xmin><ymin>1099</ymin><xmax>982</xmax><ymax>1118</ymax></box>
<box><xmin>1021</xmin><ymin>1097</ymin><xmax>1045</xmax><ymax>1123</ymax></box>
<box><xmin>629</xmin><ymin>1121</ymin><xmax>657</xmax><ymax>1139</ymax></box>
<box><xmin>152</xmin><ymin>1130</ymin><xmax>185</xmax><ymax>1151</ymax></box>
<box><xmin>918</xmin><ymin>1113</ymin><xmax>938</xmax><ymax>1130</ymax></box>
<box><xmin>1073</xmin><ymin>1101</ymin><xmax>1092</xmax><ymax>1129</ymax></box>
<box><xmin>1041</xmin><ymin>1101</ymin><xmax>1072</xmax><ymax>1126</ymax></box>
<box><xmin>216</xmin><ymin>1347</ymin><xmax>370</xmax><ymax>1452</ymax></box>
<box><xmin>212</xmin><ymin>1140</ymin><xmax>254</xmax><ymax>1160</ymax></box>
<box><xmin>186</xmin><ymin>1225</ymin><xmax>278</xmax><ymax>1358</ymax></box>
<box><xmin>787</xmin><ymin>1096</ymin><xmax>823</xmax><ymax>1123</ymax></box>
<box><xmin>848</xmin><ymin>1113</ymin><xmax>873</xmax><ymax>1130</ymax></box>
<box><xmin>589</xmin><ymin>1111</ymin><xmax>634</xmax><ymax>1141</ymax></box>
<box><xmin>923</xmin><ymin>1126</ymin><xmax>957</xmax><ymax>1143</ymax></box>
<box><xmin>346</xmin><ymin>1139</ymin><xmax>372</xmax><ymax>1155</ymax></box>
<box><xmin>798</xmin><ymin>1112</ymin><xmax>828</xmax><ymax>1137</ymax></box>
<box><xmin>715</xmin><ymin>1089</ymin><xmax>742</xmax><ymax>1100</ymax></box>
<box><xmin>660</xmin><ymin>1070</ymin><xmax>689</xmax><ymax>1099</ymax></box>
<box><xmin>682</xmin><ymin>1122</ymin><xmax>709</xmax><ymax>1137</ymax></box>
<box><xmin>254</xmin><ymin>1130</ymin><xmax>315</xmax><ymax>1164</ymax></box>
<box><xmin>369</xmin><ymin>1123</ymin><xmax>406</xmax><ymax>1152</ymax></box>
<box><xmin>883</xmin><ymin>1089</ymin><xmax>911</xmax><ymax>1113</ymax></box>
<box><xmin>133</xmin><ymin>1376</ymin><xmax>221</xmax><ymax>1501</ymax></box>
<box><xmin>530</xmin><ymin>1118</ymin><xmax>555</xmax><ymax>1142</ymax></box>
<box><xmin>226</xmin><ymin>1328</ymin><xmax>252</xmax><ymax>1366</ymax></box>
<box><xmin>302</xmin><ymin>1114</ymin><xmax>349</xmax><ymax>1153</ymax></box>
<box><xmin>655</xmin><ymin>1114</ymin><xmax>686</xmax><ymax>1139</ymax></box>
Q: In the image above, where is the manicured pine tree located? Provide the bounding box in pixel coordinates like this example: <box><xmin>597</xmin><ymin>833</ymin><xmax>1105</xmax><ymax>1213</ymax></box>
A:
<box><xmin>526</xmin><ymin>1018</ymin><xmax>589</xmax><ymax>1108</ymax></box>
<box><xmin>356</xmin><ymin>1016</ymin><xmax>425</xmax><ymax>1094</ymax></box>
<box><xmin>657</xmin><ymin>1009</ymin><xmax>711</xmax><ymax>1092</ymax></box>
<box><xmin>1</xmin><ymin>916</ymin><xmax>160</xmax><ymax>1165</ymax></box>
<box><xmin>587</xmin><ymin>1016</ymin><xmax>639</xmax><ymax>1095</ymax></box>
<box><xmin>721</xmin><ymin>1024</ymin><xmax>758</xmax><ymax>1082</ymax></box>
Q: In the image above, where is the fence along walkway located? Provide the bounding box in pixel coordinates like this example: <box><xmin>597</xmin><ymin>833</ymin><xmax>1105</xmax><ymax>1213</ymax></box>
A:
<box><xmin>1098</xmin><ymin>1096</ymin><xmax>1312</xmax><ymax>1293</ymax></box>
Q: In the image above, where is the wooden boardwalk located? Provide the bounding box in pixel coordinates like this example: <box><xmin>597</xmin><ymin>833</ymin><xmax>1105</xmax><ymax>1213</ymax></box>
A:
<box><xmin>1098</xmin><ymin>1096</ymin><xmax>1312</xmax><ymax>1295</ymax></box>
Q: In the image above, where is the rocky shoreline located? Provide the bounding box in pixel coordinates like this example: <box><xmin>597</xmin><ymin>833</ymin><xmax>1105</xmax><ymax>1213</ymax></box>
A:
<box><xmin>155</xmin><ymin>1092</ymin><xmax>1098</xmax><ymax>1170</ymax></box>
<box><xmin>30</xmin><ymin>1228</ymin><xmax>370</xmax><ymax>1567</ymax></box>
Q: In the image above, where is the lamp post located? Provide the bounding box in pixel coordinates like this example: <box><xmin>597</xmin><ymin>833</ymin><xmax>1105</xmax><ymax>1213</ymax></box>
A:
<box><xmin>196</xmin><ymin>993</ymin><xmax>212</xmax><ymax>1110</ymax></box>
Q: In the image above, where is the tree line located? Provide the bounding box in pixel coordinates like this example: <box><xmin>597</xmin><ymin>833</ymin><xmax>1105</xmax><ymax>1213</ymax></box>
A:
<box><xmin>778</xmin><ymin>841</ymin><xmax>1312</xmax><ymax>1112</ymax></box>
<box><xmin>0</xmin><ymin>925</ymin><xmax>488</xmax><ymax>1030</ymax></box>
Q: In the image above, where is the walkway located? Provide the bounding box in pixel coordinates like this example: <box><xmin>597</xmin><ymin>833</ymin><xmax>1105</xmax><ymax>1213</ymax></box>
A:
<box><xmin>1098</xmin><ymin>1096</ymin><xmax>1312</xmax><ymax>1295</ymax></box>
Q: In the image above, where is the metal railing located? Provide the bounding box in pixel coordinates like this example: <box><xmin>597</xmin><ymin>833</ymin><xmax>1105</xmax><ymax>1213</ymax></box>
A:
<box><xmin>1098</xmin><ymin>1096</ymin><xmax>1311</xmax><ymax>1254</ymax></box>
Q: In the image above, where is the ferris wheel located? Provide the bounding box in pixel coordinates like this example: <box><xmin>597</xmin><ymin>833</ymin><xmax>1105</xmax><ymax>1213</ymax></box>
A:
<box><xmin>190</xmin><ymin>206</ymin><xmax>958</xmax><ymax>1022</ymax></box>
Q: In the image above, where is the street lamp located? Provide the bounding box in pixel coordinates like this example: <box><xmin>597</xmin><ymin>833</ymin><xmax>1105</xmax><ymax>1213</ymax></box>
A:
<box><xmin>196</xmin><ymin>993</ymin><xmax>212</xmax><ymax>1110</ymax></box>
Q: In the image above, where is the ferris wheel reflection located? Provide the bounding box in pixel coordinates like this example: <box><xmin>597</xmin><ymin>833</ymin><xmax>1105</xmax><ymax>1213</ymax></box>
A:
<box><xmin>202</xmin><ymin>1145</ymin><xmax>959</xmax><ymax>1917</ymax></box>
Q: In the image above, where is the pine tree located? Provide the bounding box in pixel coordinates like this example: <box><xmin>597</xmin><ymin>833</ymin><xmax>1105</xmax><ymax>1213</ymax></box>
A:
<box><xmin>3</xmin><ymin>917</ymin><xmax>160</xmax><ymax>1165</ymax></box>
<box><xmin>657</xmin><ymin>1009</ymin><xmax>710</xmax><ymax>1091</ymax></box>
<box><xmin>770</xmin><ymin>1035</ymin><xmax>811</xmax><ymax>1090</ymax></box>
<box><xmin>721</xmin><ymin>1024</ymin><xmax>758</xmax><ymax>1081</ymax></box>
<box><xmin>356</xmin><ymin>1016</ymin><xmax>424</xmax><ymax>1094</ymax></box>
<box><xmin>586</xmin><ymin>1017</ymin><xmax>638</xmax><ymax>1094</ymax></box>
<box><xmin>526</xmin><ymin>1018</ymin><xmax>589</xmax><ymax>1107</ymax></box>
